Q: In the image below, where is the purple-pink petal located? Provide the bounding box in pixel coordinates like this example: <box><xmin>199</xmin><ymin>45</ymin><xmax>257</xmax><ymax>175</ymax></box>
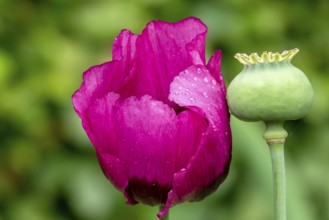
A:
<box><xmin>119</xmin><ymin>17</ymin><xmax>207</xmax><ymax>104</ymax></box>
<box><xmin>207</xmin><ymin>50</ymin><xmax>227</xmax><ymax>95</ymax></box>
<box><xmin>85</xmin><ymin>94</ymin><xmax>208</xmax><ymax>206</ymax></box>
<box><xmin>160</xmin><ymin>64</ymin><xmax>231</xmax><ymax>218</ymax></box>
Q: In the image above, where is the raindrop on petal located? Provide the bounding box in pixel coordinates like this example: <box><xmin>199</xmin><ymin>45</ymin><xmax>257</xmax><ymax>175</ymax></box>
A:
<box><xmin>189</xmin><ymin>97</ymin><xmax>196</xmax><ymax>103</ymax></box>
<box><xmin>203</xmin><ymin>77</ymin><xmax>209</xmax><ymax>83</ymax></box>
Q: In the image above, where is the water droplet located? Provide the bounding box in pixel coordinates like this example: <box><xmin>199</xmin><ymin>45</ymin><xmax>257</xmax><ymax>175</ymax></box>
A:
<box><xmin>203</xmin><ymin>77</ymin><xmax>209</xmax><ymax>83</ymax></box>
<box><xmin>202</xmin><ymin>92</ymin><xmax>208</xmax><ymax>97</ymax></box>
<box><xmin>211</xmin><ymin>79</ymin><xmax>217</xmax><ymax>85</ymax></box>
<box><xmin>197</xmin><ymin>68</ymin><xmax>202</xmax><ymax>74</ymax></box>
<box><xmin>178</xmin><ymin>86</ymin><xmax>183</xmax><ymax>90</ymax></box>
<box><xmin>184</xmin><ymin>70</ymin><xmax>189</xmax><ymax>74</ymax></box>
<box><xmin>189</xmin><ymin>97</ymin><xmax>196</xmax><ymax>103</ymax></box>
<box><xmin>185</xmin><ymin>88</ymin><xmax>189</xmax><ymax>92</ymax></box>
<box><xmin>193</xmin><ymin>77</ymin><xmax>198</xmax><ymax>81</ymax></box>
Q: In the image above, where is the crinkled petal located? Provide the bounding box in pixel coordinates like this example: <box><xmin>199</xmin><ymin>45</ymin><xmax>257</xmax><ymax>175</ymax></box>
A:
<box><xmin>174</xmin><ymin>110</ymin><xmax>208</xmax><ymax>171</ymax></box>
<box><xmin>73</xmin><ymin>18</ymin><xmax>208</xmax><ymax>113</ymax></box>
<box><xmin>111</xmin><ymin>95</ymin><xmax>178</xmax><ymax>188</ymax></box>
<box><xmin>207</xmin><ymin>50</ymin><xmax>226</xmax><ymax>95</ymax></box>
<box><xmin>96</xmin><ymin>152</ymin><xmax>130</xmax><ymax>197</ymax></box>
<box><xmin>116</xmin><ymin>96</ymin><xmax>209</xmax><ymax>206</ymax></box>
<box><xmin>85</xmin><ymin>93</ymin><xmax>209</xmax><ymax>209</ymax></box>
<box><xmin>79</xmin><ymin>92</ymin><xmax>131</xmax><ymax>198</ymax></box>
<box><xmin>84</xmin><ymin>93</ymin><xmax>120</xmax><ymax>153</ymax></box>
<box><xmin>112</xmin><ymin>29</ymin><xmax>138</xmax><ymax>62</ymax></box>
<box><xmin>87</xmin><ymin>94</ymin><xmax>176</xmax><ymax>186</ymax></box>
<box><xmin>169</xmin><ymin>64</ymin><xmax>227</xmax><ymax>123</ymax></box>
<box><xmin>72</xmin><ymin>30</ymin><xmax>137</xmax><ymax>118</ymax></box>
<box><xmin>122</xmin><ymin>17</ymin><xmax>207</xmax><ymax>103</ymax></box>
<box><xmin>159</xmin><ymin>64</ymin><xmax>231</xmax><ymax>218</ymax></box>
<box><xmin>86</xmin><ymin>94</ymin><xmax>177</xmax><ymax>204</ymax></box>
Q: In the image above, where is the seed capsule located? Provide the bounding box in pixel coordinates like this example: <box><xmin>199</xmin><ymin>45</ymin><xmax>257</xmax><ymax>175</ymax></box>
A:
<box><xmin>227</xmin><ymin>48</ymin><xmax>313</xmax><ymax>122</ymax></box>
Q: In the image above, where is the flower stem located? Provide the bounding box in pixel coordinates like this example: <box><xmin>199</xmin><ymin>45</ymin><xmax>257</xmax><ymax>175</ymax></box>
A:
<box><xmin>264</xmin><ymin>121</ymin><xmax>288</xmax><ymax>220</ymax></box>
<box><xmin>159</xmin><ymin>206</ymin><xmax>169</xmax><ymax>220</ymax></box>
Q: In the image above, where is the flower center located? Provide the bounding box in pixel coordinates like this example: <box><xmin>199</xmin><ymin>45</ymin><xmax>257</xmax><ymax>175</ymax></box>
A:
<box><xmin>125</xmin><ymin>178</ymin><xmax>172</xmax><ymax>206</ymax></box>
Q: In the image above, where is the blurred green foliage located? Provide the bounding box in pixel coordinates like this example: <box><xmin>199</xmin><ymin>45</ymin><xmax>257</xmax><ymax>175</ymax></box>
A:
<box><xmin>1</xmin><ymin>0</ymin><xmax>328</xmax><ymax>219</ymax></box>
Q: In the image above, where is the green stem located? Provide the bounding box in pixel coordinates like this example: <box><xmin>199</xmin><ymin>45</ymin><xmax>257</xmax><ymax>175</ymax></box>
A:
<box><xmin>264</xmin><ymin>121</ymin><xmax>287</xmax><ymax>220</ymax></box>
<box><xmin>159</xmin><ymin>206</ymin><xmax>169</xmax><ymax>220</ymax></box>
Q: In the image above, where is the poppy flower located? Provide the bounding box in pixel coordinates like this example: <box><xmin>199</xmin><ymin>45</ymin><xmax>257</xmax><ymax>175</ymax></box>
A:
<box><xmin>72</xmin><ymin>17</ymin><xmax>231</xmax><ymax>220</ymax></box>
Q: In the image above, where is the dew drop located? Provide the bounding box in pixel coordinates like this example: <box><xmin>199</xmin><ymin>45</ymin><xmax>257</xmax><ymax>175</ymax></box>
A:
<box><xmin>189</xmin><ymin>97</ymin><xmax>196</xmax><ymax>103</ymax></box>
<box><xmin>197</xmin><ymin>68</ymin><xmax>202</xmax><ymax>74</ymax></box>
<box><xmin>203</xmin><ymin>77</ymin><xmax>209</xmax><ymax>83</ymax></box>
<box><xmin>202</xmin><ymin>92</ymin><xmax>208</xmax><ymax>98</ymax></box>
<box><xmin>193</xmin><ymin>77</ymin><xmax>198</xmax><ymax>81</ymax></box>
<box><xmin>211</xmin><ymin>79</ymin><xmax>217</xmax><ymax>85</ymax></box>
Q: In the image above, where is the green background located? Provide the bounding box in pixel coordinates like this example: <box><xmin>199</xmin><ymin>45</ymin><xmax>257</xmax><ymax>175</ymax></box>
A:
<box><xmin>1</xmin><ymin>0</ymin><xmax>328</xmax><ymax>219</ymax></box>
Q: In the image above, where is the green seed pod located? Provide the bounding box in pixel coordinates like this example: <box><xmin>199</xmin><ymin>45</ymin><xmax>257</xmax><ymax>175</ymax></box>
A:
<box><xmin>227</xmin><ymin>48</ymin><xmax>313</xmax><ymax>122</ymax></box>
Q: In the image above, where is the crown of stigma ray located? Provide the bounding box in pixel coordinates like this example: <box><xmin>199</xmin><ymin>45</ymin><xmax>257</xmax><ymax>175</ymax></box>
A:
<box><xmin>234</xmin><ymin>48</ymin><xmax>299</xmax><ymax>65</ymax></box>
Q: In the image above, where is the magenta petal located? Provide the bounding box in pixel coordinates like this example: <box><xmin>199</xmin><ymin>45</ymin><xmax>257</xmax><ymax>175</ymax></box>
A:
<box><xmin>111</xmin><ymin>96</ymin><xmax>178</xmax><ymax>186</ymax></box>
<box><xmin>174</xmin><ymin>110</ymin><xmax>208</xmax><ymax>171</ymax></box>
<box><xmin>84</xmin><ymin>93</ymin><xmax>119</xmax><ymax>153</ymax></box>
<box><xmin>80</xmin><ymin>92</ymin><xmax>131</xmax><ymax>194</ymax></box>
<box><xmin>124</xmin><ymin>17</ymin><xmax>207</xmax><ymax>103</ymax></box>
<box><xmin>96</xmin><ymin>152</ymin><xmax>129</xmax><ymax>194</ymax></box>
<box><xmin>164</xmin><ymin>65</ymin><xmax>231</xmax><ymax>213</ymax></box>
<box><xmin>112</xmin><ymin>29</ymin><xmax>138</xmax><ymax>62</ymax></box>
<box><xmin>207</xmin><ymin>50</ymin><xmax>227</xmax><ymax>95</ymax></box>
<box><xmin>86</xmin><ymin>94</ymin><xmax>178</xmax><ymax>205</ymax></box>
<box><xmin>72</xmin><ymin>30</ymin><xmax>137</xmax><ymax>118</ymax></box>
<box><xmin>169</xmin><ymin>65</ymin><xmax>228</xmax><ymax>125</ymax></box>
